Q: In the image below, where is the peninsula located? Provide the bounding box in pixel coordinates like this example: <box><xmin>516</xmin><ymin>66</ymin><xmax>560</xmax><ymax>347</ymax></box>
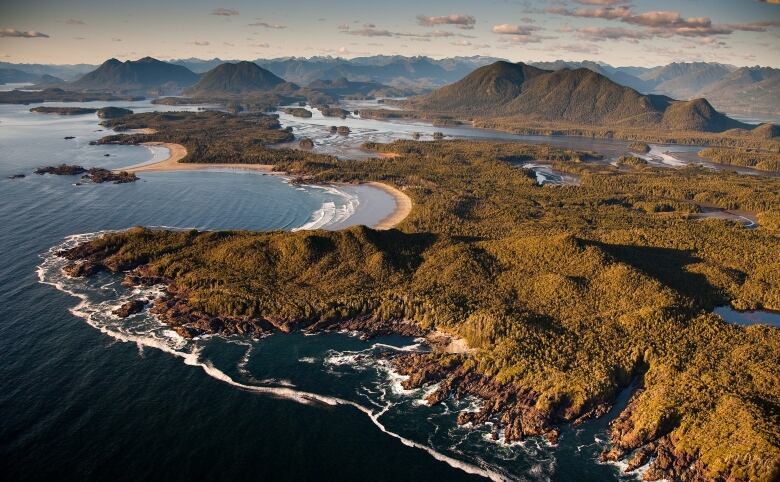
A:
<box><xmin>60</xmin><ymin>130</ymin><xmax>780</xmax><ymax>482</ymax></box>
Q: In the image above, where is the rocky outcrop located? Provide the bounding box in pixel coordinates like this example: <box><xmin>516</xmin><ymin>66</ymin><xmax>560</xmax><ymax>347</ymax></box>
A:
<box><xmin>113</xmin><ymin>299</ymin><xmax>147</xmax><ymax>318</ymax></box>
<box><xmin>299</xmin><ymin>138</ymin><xmax>314</xmax><ymax>149</ymax></box>
<box><xmin>391</xmin><ymin>353</ymin><xmax>562</xmax><ymax>445</ymax></box>
<box><xmin>35</xmin><ymin>164</ymin><xmax>87</xmax><ymax>176</ymax></box>
<box><xmin>284</xmin><ymin>107</ymin><xmax>313</xmax><ymax>118</ymax></box>
<box><xmin>84</xmin><ymin>168</ymin><xmax>137</xmax><ymax>184</ymax></box>
<box><xmin>34</xmin><ymin>164</ymin><xmax>137</xmax><ymax>183</ymax></box>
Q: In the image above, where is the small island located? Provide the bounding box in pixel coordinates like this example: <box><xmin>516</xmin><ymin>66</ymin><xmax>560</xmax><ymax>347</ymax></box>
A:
<box><xmin>0</xmin><ymin>88</ymin><xmax>143</xmax><ymax>104</ymax></box>
<box><xmin>318</xmin><ymin>106</ymin><xmax>349</xmax><ymax>118</ymax></box>
<box><xmin>35</xmin><ymin>164</ymin><xmax>138</xmax><ymax>184</ymax></box>
<box><xmin>284</xmin><ymin>107</ymin><xmax>313</xmax><ymax>118</ymax></box>
<box><xmin>30</xmin><ymin>106</ymin><xmax>98</xmax><ymax>115</ymax></box>
<box><xmin>96</xmin><ymin>107</ymin><xmax>133</xmax><ymax>119</ymax></box>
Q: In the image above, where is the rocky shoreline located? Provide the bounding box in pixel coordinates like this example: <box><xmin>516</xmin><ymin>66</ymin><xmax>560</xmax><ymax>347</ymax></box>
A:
<box><xmin>57</xmin><ymin>237</ymin><xmax>724</xmax><ymax>482</ymax></box>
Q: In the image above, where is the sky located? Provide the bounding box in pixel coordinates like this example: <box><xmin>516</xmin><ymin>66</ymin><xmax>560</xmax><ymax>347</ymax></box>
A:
<box><xmin>1</xmin><ymin>0</ymin><xmax>780</xmax><ymax>67</ymax></box>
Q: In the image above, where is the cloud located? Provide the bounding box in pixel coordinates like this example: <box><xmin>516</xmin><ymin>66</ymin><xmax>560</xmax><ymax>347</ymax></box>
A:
<box><xmin>576</xmin><ymin>26</ymin><xmax>651</xmax><ymax>42</ymax></box>
<box><xmin>720</xmin><ymin>20</ymin><xmax>780</xmax><ymax>32</ymax></box>
<box><xmin>66</xmin><ymin>19</ymin><xmax>85</xmax><ymax>25</ymax></box>
<box><xmin>342</xmin><ymin>26</ymin><xmax>474</xmax><ymax>39</ymax></box>
<box><xmin>192</xmin><ymin>40</ymin><xmax>210</xmax><ymax>46</ymax></box>
<box><xmin>622</xmin><ymin>11</ymin><xmax>711</xmax><ymax>29</ymax></box>
<box><xmin>344</xmin><ymin>27</ymin><xmax>394</xmax><ymax>37</ymax></box>
<box><xmin>416</xmin><ymin>14</ymin><xmax>476</xmax><ymax>29</ymax></box>
<box><xmin>0</xmin><ymin>28</ymin><xmax>49</xmax><ymax>38</ymax></box>
<box><xmin>248</xmin><ymin>21</ymin><xmax>286</xmax><ymax>29</ymax></box>
<box><xmin>338</xmin><ymin>23</ymin><xmax>350</xmax><ymax>31</ymax></box>
<box><xmin>252</xmin><ymin>42</ymin><xmax>270</xmax><ymax>48</ymax></box>
<box><xmin>223</xmin><ymin>42</ymin><xmax>235</xmax><ymax>47</ymax></box>
<box><xmin>111</xmin><ymin>37</ymin><xmax>122</xmax><ymax>42</ymax></box>
<box><xmin>557</xmin><ymin>43</ymin><xmax>601</xmax><ymax>54</ymax></box>
<box><xmin>211</xmin><ymin>8</ymin><xmax>239</xmax><ymax>16</ymax></box>
<box><xmin>491</xmin><ymin>24</ymin><xmax>539</xmax><ymax>35</ymax></box>
<box><xmin>546</xmin><ymin>6</ymin><xmax>632</xmax><ymax>20</ymax></box>
<box><xmin>576</xmin><ymin>0</ymin><xmax>626</xmax><ymax>4</ymax></box>
<box><xmin>72</xmin><ymin>36</ymin><xmax>87</xmax><ymax>40</ymax></box>
<box><xmin>547</xmin><ymin>6</ymin><xmax>780</xmax><ymax>38</ymax></box>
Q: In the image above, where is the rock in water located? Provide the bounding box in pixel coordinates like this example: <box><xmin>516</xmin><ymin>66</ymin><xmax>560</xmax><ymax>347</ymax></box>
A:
<box><xmin>113</xmin><ymin>299</ymin><xmax>148</xmax><ymax>318</ymax></box>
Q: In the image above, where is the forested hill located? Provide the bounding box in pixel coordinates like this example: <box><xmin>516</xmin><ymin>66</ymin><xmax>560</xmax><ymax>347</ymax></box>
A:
<box><xmin>409</xmin><ymin>61</ymin><xmax>751</xmax><ymax>133</ymax></box>
<box><xmin>184</xmin><ymin>61</ymin><xmax>288</xmax><ymax>95</ymax></box>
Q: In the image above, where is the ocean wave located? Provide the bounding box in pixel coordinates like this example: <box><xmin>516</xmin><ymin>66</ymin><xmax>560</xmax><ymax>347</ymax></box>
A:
<box><xmin>292</xmin><ymin>184</ymin><xmax>360</xmax><ymax>231</ymax></box>
<box><xmin>37</xmin><ymin>232</ymin><xmax>514</xmax><ymax>482</ymax></box>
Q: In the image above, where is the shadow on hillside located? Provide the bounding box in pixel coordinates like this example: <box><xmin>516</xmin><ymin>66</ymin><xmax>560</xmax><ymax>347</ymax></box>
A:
<box><xmin>588</xmin><ymin>241</ymin><xmax>727</xmax><ymax>309</ymax></box>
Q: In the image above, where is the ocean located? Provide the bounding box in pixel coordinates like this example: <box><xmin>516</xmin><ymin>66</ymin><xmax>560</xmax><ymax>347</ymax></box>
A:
<box><xmin>1</xmin><ymin>100</ymin><xmax>644</xmax><ymax>481</ymax></box>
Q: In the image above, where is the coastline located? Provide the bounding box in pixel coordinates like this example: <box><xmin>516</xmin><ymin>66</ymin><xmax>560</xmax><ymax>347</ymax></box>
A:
<box><xmin>366</xmin><ymin>181</ymin><xmax>413</xmax><ymax>230</ymax></box>
<box><xmin>117</xmin><ymin>142</ymin><xmax>413</xmax><ymax>229</ymax></box>
<box><xmin>120</xmin><ymin>142</ymin><xmax>276</xmax><ymax>173</ymax></box>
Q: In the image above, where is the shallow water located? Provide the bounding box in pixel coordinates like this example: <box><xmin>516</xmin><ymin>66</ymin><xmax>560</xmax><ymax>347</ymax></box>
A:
<box><xmin>714</xmin><ymin>306</ymin><xmax>780</xmax><ymax>328</ymax></box>
<box><xmin>2</xmin><ymin>100</ymin><xmax>638</xmax><ymax>481</ymax></box>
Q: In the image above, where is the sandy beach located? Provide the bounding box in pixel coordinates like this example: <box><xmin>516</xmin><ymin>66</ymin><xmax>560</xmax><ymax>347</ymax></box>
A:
<box><xmin>367</xmin><ymin>181</ymin><xmax>413</xmax><ymax>230</ymax></box>
<box><xmin>118</xmin><ymin>142</ymin><xmax>413</xmax><ymax>229</ymax></box>
<box><xmin>119</xmin><ymin>142</ymin><xmax>276</xmax><ymax>173</ymax></box>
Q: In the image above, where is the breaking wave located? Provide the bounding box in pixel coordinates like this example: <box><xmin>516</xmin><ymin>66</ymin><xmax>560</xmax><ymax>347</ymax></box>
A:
<box><xmin>37</xmin><ymin>232</ymin><xmax>514</xmax><ymax>482</ymax></box>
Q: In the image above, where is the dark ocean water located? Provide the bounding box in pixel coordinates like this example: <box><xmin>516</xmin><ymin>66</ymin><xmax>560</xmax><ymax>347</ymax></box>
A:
<box><xmin>0</xmin><ymin>101</ymin><xmax>641</xmax><ymax>482</ymax></box>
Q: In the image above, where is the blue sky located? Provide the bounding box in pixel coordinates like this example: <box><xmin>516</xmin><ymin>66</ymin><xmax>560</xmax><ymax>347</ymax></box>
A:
<box><xmin>1</xmin><ymin>0</ymin><xmax>779</xmax><ymax>66</ymax></box>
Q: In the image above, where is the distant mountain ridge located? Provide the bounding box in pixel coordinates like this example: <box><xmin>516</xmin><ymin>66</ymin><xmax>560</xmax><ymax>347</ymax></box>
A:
<box><xmin>306</xmin><ymin>77</ymin><xmax>408</xmax><ymax>97</ymax></box>
<box><xmin>0</xmin><ymin>68</ymin><xmax>62</xmax><ymax>85</ymax></box>
<box><xmin>169</xmin><ymin>55</ymin><xmax>501</xmax><ymax>90</ymax></box>
<box><xmin>531</xmin><ymin>60</ymin><xmax>780</xmax><ymax>120</ymax></box>
<box><xmin>410</xmin><ymin>61</ymin><xmax>750</xmax><ymax>133</ymax></box>
<box><xmin>69</xmin><ymin>57</ymin><xmax>199</xmax><ymax>93</ymax></box>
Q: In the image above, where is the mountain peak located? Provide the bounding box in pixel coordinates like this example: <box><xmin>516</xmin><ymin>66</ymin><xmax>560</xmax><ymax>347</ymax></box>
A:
<box><xmin>185</xmin><ymin>61</ymin><xmax>288</xmax><ymax>95</ymax></box>
<box><xmin>71</xmin><ymin>57</ymin><xmax>199</xmax><ymax>92</ymax></box>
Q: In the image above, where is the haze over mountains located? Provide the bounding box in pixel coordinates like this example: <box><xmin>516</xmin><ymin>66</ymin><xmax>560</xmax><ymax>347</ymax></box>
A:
<box><xmin>528</xmin><ymin>60</ymin><xmax>780</xmax><ymax>121</ymax></box>
<box><xmin>0</xmin><ymin>68</ymin><xmax>62</xmax><ymax>85</ymax></box>
<box><xmin>3</xmin><ymin>55</ymin><xmax>777</xmax><ymax>120</ymax></box>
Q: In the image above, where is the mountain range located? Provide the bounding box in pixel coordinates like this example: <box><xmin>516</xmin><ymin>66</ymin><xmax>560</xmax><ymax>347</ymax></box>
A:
<box><xmin>409</xmin><ymin>61</ymin><xmax>750</xmax><ymax>133</ymax></box>
<box><xmin>527</xmin><ymin>60</ymin><xmax>780</xmax><ymax>121</ymax></box>
<box><xmin>171</xmin><ymin>55</ymin><xmax>498</xmax><ymax>90</ymax></box>
<box><xmin>6</xmin><ymin>55</ymin><xmax>778</xmax><ymax>120</ymax></box>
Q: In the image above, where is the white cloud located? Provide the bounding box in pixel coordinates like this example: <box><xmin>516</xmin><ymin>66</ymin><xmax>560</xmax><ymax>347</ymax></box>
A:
<box><xmin>211</xmin><ymin>8</ymin><xmax>239</xmax><ymax>16</ymax></box>
<box><xmin>416</xmin><ymin>14</ymin><xmax>476</xmax><ymax>29</ymax></box>
<box><xmin>0</xmin><ymin>28</ymin><xmax>49</xmax><ymax>38</ymax></box>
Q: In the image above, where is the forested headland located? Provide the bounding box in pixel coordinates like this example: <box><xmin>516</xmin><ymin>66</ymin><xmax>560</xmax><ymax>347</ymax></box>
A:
<box><xmin>64</xmin><ymin>115</ymin><xmax>780</xmax><ymax>482</ymax></box>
